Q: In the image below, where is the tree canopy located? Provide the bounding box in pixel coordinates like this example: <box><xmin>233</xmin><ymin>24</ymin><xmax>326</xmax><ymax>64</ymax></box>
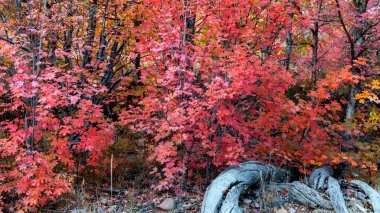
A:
<box><xmin>0</xmin><ymin>0</ymin><xmax>379</xmax><ymax>210</ymax></box>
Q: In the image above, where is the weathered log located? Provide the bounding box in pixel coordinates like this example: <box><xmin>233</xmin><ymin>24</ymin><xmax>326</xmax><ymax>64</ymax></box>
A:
<box><xmin>219</xmin><ymin>182</ymin><xmax>247</xmax><ymax>213</ymax></box>
<box><xmin>350</xmin><ymin>180</ymin><xmax>380</xmax><ymax>213</ymax></box>
<box><xmin>309</xmin><ymin>166</ymin><xmax>348</xmax><ymax>213</ymax></box>
<box><xmin>201</xmin><ymin>161</ymin><xmax>380</xmax><ymax>213</ymax></box>
<box><xmin>354</xmin><ymin>203</ymin><xmax>368</xmax><ymax>213</ymax></box>
<box><xmin>347</xmin><ymin>186</ymin><xmax>368</xmax><ymax>203</ymax></box>
<box><xmin>327</xmin><ymin>177</ymin><xmax>349</xmax><ymax>213</ymax></box>
<box><xmin>276</xmin><ymin>181</ymin><xmax>333</xmax><ymax>210</ymax></box>
<box><xmin>308</xmin><ymin>166</ymin><xmax>333</xmax><ymax>190</ymax></box>
<box><xmin>201</xmin><ymin>161</ymin><xmax>287</xmax><ymax>213</ymax></box>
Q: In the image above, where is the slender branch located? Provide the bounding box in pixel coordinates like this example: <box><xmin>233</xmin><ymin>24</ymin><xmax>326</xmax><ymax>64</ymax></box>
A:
<box><xmin>364</xmin><ymin>73</ymin><xmax>380</xmax><ymax>77</ymax></box>
<box><xmin>335</xmin><ymin>0</ymin><xmax>355</xmax><ymax>63</ymax></box>
<box><xmin>293</xmin><ymin>42</ymin><xmax>312</xmax><ymax>46</ymax></box>
<box><xmin>354</xmin><ymin>22</ymin><xmax>379</xmax><ymax>43</ymax></box>
<box><xmin>97</xmin><ymin>0</ymin><xmax>109</xmax><ymax>61</ymax></box>
<box><xmin>0</xmin><ymin>36</ymin><xmax>30</xmax><ymax>52</ymax></box>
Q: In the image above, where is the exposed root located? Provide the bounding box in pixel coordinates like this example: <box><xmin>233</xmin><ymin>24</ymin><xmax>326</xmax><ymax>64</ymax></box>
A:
<box><xmin>327</xmin><ymin>177</ymin><xmax>349</xmax><ymax>213</ymax></box>
<box><xmin>308</xmin><ymin>166</ymin><xmax>333</xmax><ymax>190</ymax></box>
<box><xmin>276</xmin><ymin>181</ymin><xmax>333</xmax><ymax>210</ymax></box>
<box><xmin>201</xmin><ymin>161</ymin><xmax>287</xmax><ymax>213</ymax></box>
<box><xmin>308</xmin><ymin>166</ymin><xmax>348</xmax><ymax>213</ymax></box>
<box><xmin>201</xmin><ymin>162</ymin><xmax>380</xmax><ymax>213</ymax></box>
<box><xmin>349</xmin><ymin>180</ymin><xmax>380</xmax><ymax>213</ymax></box>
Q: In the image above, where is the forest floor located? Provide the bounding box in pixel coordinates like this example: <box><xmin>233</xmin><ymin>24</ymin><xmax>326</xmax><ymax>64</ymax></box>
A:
<box><xmin>41</xmin><ymin>158</ymin><xmax>374</xmax><ymax>212</ymax></box>
<box><xmin>44</xmin><ymin>185</ymin><xmax>340</xmax><ymax>213</ymax></box>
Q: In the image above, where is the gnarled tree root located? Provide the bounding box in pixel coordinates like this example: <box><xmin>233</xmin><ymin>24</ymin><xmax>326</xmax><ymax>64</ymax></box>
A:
<box><xmin>274</xmin><ymin>181</ymin><xmax>333</xmax><ymax>210</ymax></box>
<box><xmin>349</xmin><ymin>180</ymin><xmax>380</xmax><ymax>213</ymax></box>
<box><xmin>308</xmin><ymin>166</ymin><xmax>333</xmax><ymax>190</ymax></box>
<box><xmin>308</xmin><ymin>166</ymin><xmax>349</xmax><ymax>213</ymax></box>
<box><xmin>201</xmin><ymin>162</ymin><xmax>380</xmax><ymax>213</ymax></box>
<box><xmin>201</xmin><ymin>161</ymin><xmax>289</xmax><ymax>213</ymax></box>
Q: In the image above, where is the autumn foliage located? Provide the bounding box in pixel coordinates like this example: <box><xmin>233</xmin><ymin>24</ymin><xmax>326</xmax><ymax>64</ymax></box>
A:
<box><xmin>0</xmin><ymin>0</ymin><xmax>379</xmax><ymax>210</ymax></box>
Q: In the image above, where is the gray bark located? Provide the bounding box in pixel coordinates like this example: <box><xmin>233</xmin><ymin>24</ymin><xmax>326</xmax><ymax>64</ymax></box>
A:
<box><xmin>308</xmin><ymin>166</ymin><xmax>333</xmax><ymax>190</ymax></box>
<box><xmin>202</xmin><ymin>162</ymin><xmax>380</xmax><ymax>213</ymax></box>
<box><xmin>350</xmin><ymin>180</ymin><xmax>380</xmax><ymax>213</ymax></box>
<box><xmin>308</xmin><ymin>166</ymin><xmax>349</xmax><ymax>213</ymax></box>
<box><xmin>201</xmin><ymin>161</ymin><xmax>281</xmax><ymax>213</ymax></box>
<box><xmin>327</xmin><ymin>177</ymin><xmax>349</xmax><ymax>213</ymax></box>
<box><xmin>276</xmin><ymin>181</ymin><xmax>333</xmax><ymax>210</ymax></box>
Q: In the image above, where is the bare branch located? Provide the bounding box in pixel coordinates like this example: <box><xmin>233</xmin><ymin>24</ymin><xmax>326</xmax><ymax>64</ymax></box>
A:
<box><xmin>0</xmin><ymin>36</ymin><xmax>30</xmax><ymax>52</ymax></box>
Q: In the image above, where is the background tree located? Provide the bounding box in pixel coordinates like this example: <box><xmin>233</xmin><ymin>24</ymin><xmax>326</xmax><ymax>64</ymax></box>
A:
<box><xmin>0</xmin><ymin>0</ymin><xmax>379</xmax><ymax>210</ymax></box>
